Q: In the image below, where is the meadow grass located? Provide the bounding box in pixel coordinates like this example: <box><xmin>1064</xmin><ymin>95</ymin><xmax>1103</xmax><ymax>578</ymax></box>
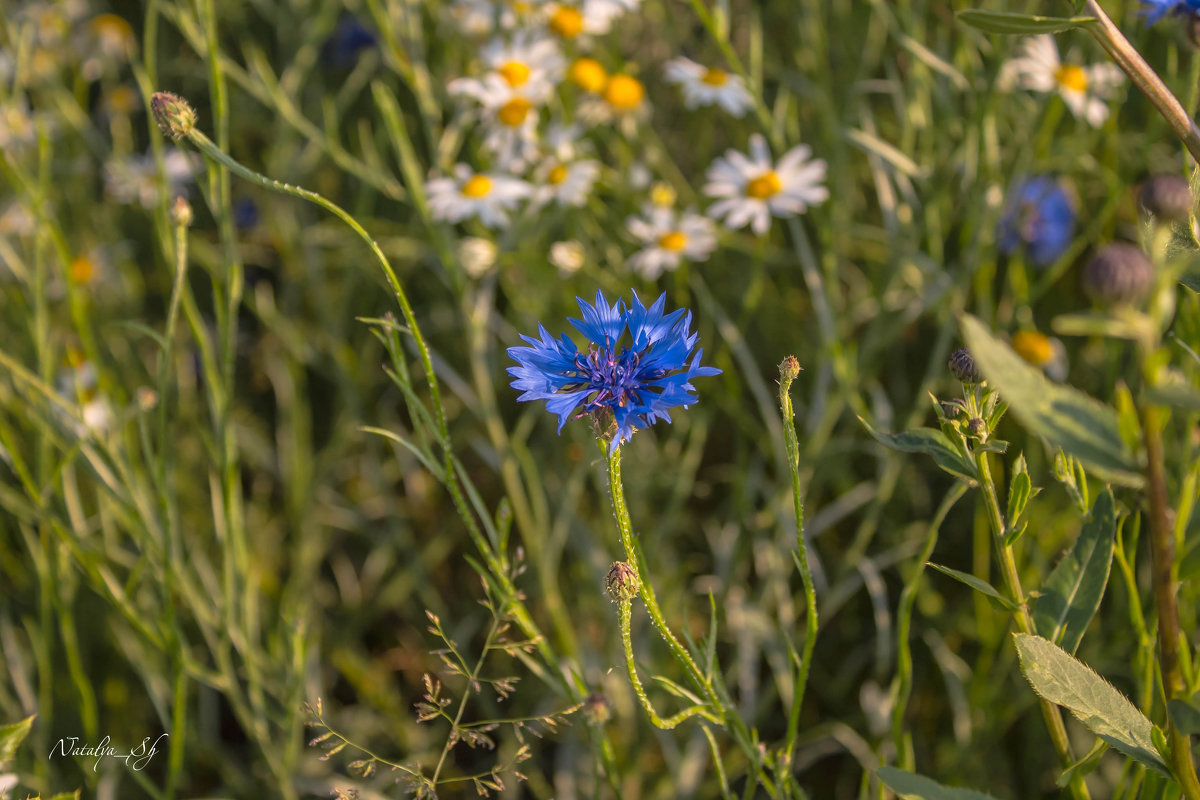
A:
<box><xmin>1</xmin><ymin>0</ymin><xmax>1200</xmax><ymax>798</ymax></box>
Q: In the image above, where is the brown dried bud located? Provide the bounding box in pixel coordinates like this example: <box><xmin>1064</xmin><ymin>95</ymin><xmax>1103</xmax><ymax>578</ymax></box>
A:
<box><xmin>778</xmin><ymin>355</ymin><xmax>801</xmax><ymax>382</ymax></box>
<box><xmin>605</xmin><ymin>561</ymin><xmax>639</xmax><ymax>602</ymax></box>
<box><xmin>150</xmin><ymin>91</ymin><xmax>196</xmax><ymax>141</ymax></box>
<box><xmin>1083</xmin><ymin>243</ymin><xmax>1154</xmax><ymax>306</ymax></box>
<box><xmin>1138</xmin><ymin>174</ymin><xmax>1192</xmax><ymax>223</ymax></box>
<box><xmin>948</xmin><ymin>348</ymin><xmax>983</xmax><ymax>384</ymax></box>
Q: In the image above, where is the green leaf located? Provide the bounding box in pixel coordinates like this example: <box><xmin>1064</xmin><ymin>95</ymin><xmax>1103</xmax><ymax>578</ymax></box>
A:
<box><xmin>1168</xmin><ymin>697</ymin><xmax>1200</xmax><ymax>736</ymax></box>
<box><xmin>858</xmin><ymin>417</ymin><xmax>978</xmax><ymax>481</ymax></box>
<box><xmin>956</xmin><ymin>9</ymin><xmax>1096</xmax><ymax>34</ymax></box>
<box><xmin>1032</xmin><ymin>489</ymin><xmax>1116</xmax><ymax>654</ymax></box>
<box><xmin>928</xmin><ymin>563</ymin><xmax>1017</xmax><ymax>611</ymax></box>
<box><xmin>876</xmin><ymin>767</ymin><xmax>999</xmax><ymax>800</ymax></box>
<box><xmin>1014</xmin><ymin>633</ymin><xmax>1170</xmax><ymax>775</ymax></box>
<box><xmin>0</xmin><ymin>715</ymin><xmax>34</xmax><ymax>763</ymax></box>
<box><xmin>1006</xmin><ymin>454</ymin><xmax>1032</xmax><ymax>527</ymax></box>
<box><xmin>1057</xmin><ymin>738</ymin><xmax>1108</xmax><ymax>787</ymax></box>
<box><xmin>961</xmin><ymin>315</ymin><xmax>1143</xmax><ymax>487</ymax></box>
<box><xmin>1146</xmin><ymin>381</ymin><xmax>1200</xmax><ymax>411</ymax></box>
<box><xmin>1181</xmin><ymin>273</ymin><xmax>1200</xmax><ymax>293</ymax></box>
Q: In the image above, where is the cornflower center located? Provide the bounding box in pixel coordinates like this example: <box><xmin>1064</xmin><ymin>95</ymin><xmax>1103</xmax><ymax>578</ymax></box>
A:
<box><xmin>498</xmin><ymin>61</ymin><xmax>531</xmax><ymax>87</ymax></box>
<box><xmin>548</xmin><ymin>164</ymin><xmax>569</xmax><ymax>185</ymax></box>
<box><xmin>701</xmin><ymin>68</ymin><xmax>728</xmax><ymax>86</ymax></box>
<box><xmin>1011</xmin><ymin>331</ymin><xmax>1054</xmax><ymax>366</ymax></box>
<box><xmin>746</xmin><ymin>170</ymin><xmax>782</xmax><ymax>199</ymax></box>
<box><xmin>461</xmin><ymin>175</ymin><xmax>493</xmax><ymax>198</ymax></box>
<box><xmin>550</xmin><ymin>6</ymin><xmax>584</xmax><ymax>38</ymax></box>
<box><xmin>1055</xmin><ymin>65</ymin><xmax>1088</xmax><ymax>93</ymax></box>
<box><xmin>498</xmin><ymin>96</ymin><xmax>533</xmax><ymax>127</ymax></box>
<box><xmin>574</xmin><ymin>344</ymin><xmax>643</xmax><ymax>409</ymax></box>
<box><xmin>658</xmin><ymin>231</ymin><xmax>687</xmax><ymax>251</ymax></box>
<box><xmin>604</xmin><ymin>75</ymin><xmax>645</xmax><ymax>111</ymax></box>
<box><xmin>569</xmin><ymin>58</ymin><xmax>608</xmax><ymax>93</ymax></box>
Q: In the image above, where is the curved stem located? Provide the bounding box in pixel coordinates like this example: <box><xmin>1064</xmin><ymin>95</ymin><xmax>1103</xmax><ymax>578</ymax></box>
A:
<box><xmin>778</xmin><ymin>361</ymin><xmax>819</xmax><ymax>775</ymax></box>
<box><xmin>1076</xmin><ymin>0</ymin><xmax>1200</xmax><ymax>163</ymax></box>
<box><xmin>603</xmin><ymin>441</ymin><xmax>724</xmax><ymax>721</ymax></box>
<box><xmin>618</xmin><ymin>599</ymin><xmax>722</xmax><ymax>729</ymax></box>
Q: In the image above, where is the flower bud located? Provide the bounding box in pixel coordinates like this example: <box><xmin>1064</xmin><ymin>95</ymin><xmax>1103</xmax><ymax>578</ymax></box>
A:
<box><xmin>967</xmin><ymin>417</ymin><xmax>986</xmax><ymax>438</ymax></box>
<box><xmin>948</xmin><ymin>347</ymin><xmax>983</xmax><ymax>384</ymax></box>
<box><xmin>150</xmin><ymin>91</ymin><xmax>196</xmax><ymax>142</ymax></box>
<box><xmin>1082</xmin><ymin>243</ymin><xmax>1154</xmax><ymax>306</ymax></box>
<box><xmin>605</xmin><ymin>561</ymin><xmax>639</xmax><ymax>602</ymax></box>
<box><xmin>171</xmin><ymin>196</ymin><xmax>193</xmax><ymax>227</ymax></box>
<box><xmin>1138</xmin><ymin>174</ymin><xmax>1192</xmax><ymax>223</ymax></box>
<box><xmin>583</xmin><ymin>691</ymin><xmax>612</xmax><ymax>725</ymax></box>
<box><xmin>778</xmin><ymin>355</ymin><xmax>801</xmax><ymax>383</ymax></box>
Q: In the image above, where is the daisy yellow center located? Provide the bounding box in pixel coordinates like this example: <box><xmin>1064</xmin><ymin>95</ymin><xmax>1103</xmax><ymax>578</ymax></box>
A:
<box><xmin>658</xmin><ymin>231</ymin><xmax>687</xmax><ymax>251</ymax></box>
<box><xmin>106</xmin><ymin>86</ymin><xmax>139</xmax><ymax>114</ymax></box>
<box><xmin>511</xmin><ymin>1</ymin><xmax>532</xmax><ymax>12</ymax></box>
<box><xmin>650</xmin><ymin>182</ymin><xmax>676</xmax><ymax>207</ymax></box>
<box><xmin>548</xmin><ymin>164</ymin><xmax>569</xmax><ymax>185</ymax></box>
<box><xmin>1055</xmin><ymin>65</ymin><xmax>1088</xmax><ymax>93</ymax></box>
<box><xmin>69</xmin><ymin>256</ymin><xmax>96</xmax><ymax>284</ymax></box>
<box><xmin>746</xmin><ymin>171</ymin><xmax>782</xmax><ymax>199</ymax></box>
<box><xmin>701</xmin><ymin>68</ymin><xmax>728</xmax><ymax>86</ymax></box>
<box><xmin>549</xmin><ymin>6</ymin><xmax>584</xmax><ymax>38</ymax></box>
<box><xmin>569</xmin><ymin>58</ymin><xmax>608</xmax><ymax>93</ymax></box>
<box><xmin>90</xmin><ymin>14</ymin><xmax>134</xmax><ymax>46</ymax></box>
<box><xmin>604</xmin><ymin>74</ymin><xmax>645</xmax><ymax>111</ymax></box>
<box><xmin>498</xmin><ymin>96</ymin><xmax>533</xmax><ymax>127</ymax></box>
<box><xmin>498</xmin><ymin>61</ymin><xmax>531</xmax><ymax>87</ymax></box>
<box><xmin>461</xmin><ymin>175</ymin><xmax>493</xmax><ymax>198</ymax></box>
<box><xmin>1011</xmin><ymin>330</ymin><xmax>1054</xmax><ymax>366</ymax></box>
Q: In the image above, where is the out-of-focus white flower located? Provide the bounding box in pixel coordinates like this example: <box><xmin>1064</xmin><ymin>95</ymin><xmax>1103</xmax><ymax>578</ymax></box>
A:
<box><xmin>78</xmin><ymin>13</ymin><xmax>136</xmax><ymax>80</ymax></box>
<box><xmin>549</xmin><ymin>240</ymin><xmax>585</xmax><ymax>275</ymax></box>
<box><xmin>478</xmin><ymin>32</ymin><xmax>565</xmax><ymax>103</ymax></box>
<box><xmin>531</xmin><ymin>158</ymin><xmax>600</xmax><ymax>208</ymax></box>
<box><xmin>627</xmin><ymin>162</ymin><xmax>652</xmax><ymax>191</ymax></box>
<box><xmin>445</xmin><ymin>0</ymin><xmax>496</xmax><ymax>36</ymax></box>
<box><xmin>664</xmin><ymin>57</ymin><xmax>754</xmax><ymax>117</ymax></box>
<box><xmin>626</xmin><ymin>205</ymin><xmax>717</xmax><ymax>279</ymax></box>
<box><xmin>458</xmin><ymin>236</ymin><xmax>499</xmax><ymax>277</ymax></box>
<box><xmin>105</xmin><ymin>148</ymin><xmax>198</xmax><ymax>208</ymax></box>
<box><xmin>999</xmin><ymin>35</ymin><xmax>1123</xmax><ymax>127</ymax></box>
<box><xmin>703</xmin><ymin>134</ymin><xmax>828</xmax><ymax>235</ymax></box>
<box><xmin>426</xmin><ymin>165</ymin><xmax>532</xmax><ymax>228</ymax></box>
<box><xmin>56</xmin><ymin>351</ymin><xmax>113</xmax><ymax>436</ymax></box>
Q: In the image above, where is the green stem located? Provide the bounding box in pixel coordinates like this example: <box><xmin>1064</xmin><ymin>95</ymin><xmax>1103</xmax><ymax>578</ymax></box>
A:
<box><xmin>618</xmin><ymin>599</ymin><xmax>721</xmax><ymax>729</ymax></box>
<box><xmin>603</xmin><ymin>441</ymin><xmax>723</xmax><ymax>721</ymax></box>
<box><xmin>889</xmin><ymin>482</ymin><xmax>968</xmax><ymax>770</ymax></box>
<box><xmin>975</xmin><ymin>450</ymin><xmax>1091</xmax><ymax>800</ymax></box>
<box><xmin>778</xmin><ymin>361</ymin><xmax>819</xmax><ymax>776</ymax></box>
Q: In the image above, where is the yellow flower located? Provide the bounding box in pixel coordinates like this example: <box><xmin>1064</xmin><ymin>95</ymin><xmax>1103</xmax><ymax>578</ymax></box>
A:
<box><xmin>569</xmin><ymin>58</ymin><xmax>608</xmax><ymax>93</ymax></box>
<box><xmin>603</xmin><ymin>74</ymin><xmax>644</xmax><ymax>111</ymax></box>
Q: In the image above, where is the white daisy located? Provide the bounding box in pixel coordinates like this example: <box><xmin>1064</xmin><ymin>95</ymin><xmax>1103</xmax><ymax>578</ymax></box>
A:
<box><xmin>532</xmin><ymin>159</ymin><xmax>600</xmax><ymax>208</ymax></box>
<box><xmin>104</xmin><ymin>148</ymin><xmax>198</xmax><ymax>208</ymax></box>
<box><xmin>999</xmin><ymin>35</ymin><xmax>1123</xmax><ymax>127</ymax></box>
<box><xmin>478</xmin><ymin>32</ymin><xmax>565</xmax><ymax>103</ymax></box>
<box><xmin>549</xmin><ymin>240</ymin><xmax>585</xmax><ymax>275</ymax></box>
<box><xmin>78</xmin><ymin>13</ymin><xmax>136</xmax><ymax>81</ymax></box>
<box><xmin>626</xmin><ymin>206</ymin><xmax>717</xmax><ymax>279</ymax></box>
<box><xmin>445</xmin><ymin>0</ymin><xmax>496</xmax><ymax>36</ymax></box>
<box><xmin>664</xmin><ymin>57</ymin><xmax>754</xmax><ymax>117</ymax></box>
<box><xmin>703</xmin><ymin>134</ymin><xmax>828</xmax><ymax>235</ymax></box>
<box><xmin>425</xmin><ymin>165</ymin><xmax>532</xmax><ymax>228</ymax></box>
<box><xmin>458</xmin><ymin>236</ymin><xmax>498</xmax><ymax>277</ymax></box>
<box><xmin>544</xmin><ymin>0</ymin><xmax>637</xmax><ymax>38</ymax></box>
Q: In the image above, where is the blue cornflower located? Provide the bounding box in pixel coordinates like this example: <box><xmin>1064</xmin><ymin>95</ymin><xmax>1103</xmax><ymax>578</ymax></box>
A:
<box><xmin>996</xmin><ymin>176</ymin><xmax>1076</xmax><ymax>267</ymax></box>
<box><xmin>507</xmin><ymin>291</ymin><xmax>721</xmax><ymax>452</ymax></box>
<box><xmin>321</xmin><ymin>16</ymin><xmax>377</xmax><ymax>69</ymax></box>
<box><xmin>1141</xmin><ymin>0</ymin><xmax>1200</xmax><ymax>24</ymax></box>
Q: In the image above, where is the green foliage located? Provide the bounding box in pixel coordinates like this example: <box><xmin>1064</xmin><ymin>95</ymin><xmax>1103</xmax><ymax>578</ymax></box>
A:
<box><xmin>1031</xmin><ymin>488</ymin><xmax>1116</xmax><ymax>654</ymax></box>
<box><xmin>1015</xmin><ymin>633</ymin><xmax>1171</xmax><ymax>775</ymax></box>
<box><xmin>876</xmin><ymin>767</ymin><xmax>998</xmax><ymax>800</ymax></box>
<box><xmin>961</xmin><ymin>315</ymin><xmax>1145</xmax><ymax>487</ymax></box>
<box><xmin>956</xmin><ymin>9</ymin><xmax>1097</xmax><ymax>35</ymax></box>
